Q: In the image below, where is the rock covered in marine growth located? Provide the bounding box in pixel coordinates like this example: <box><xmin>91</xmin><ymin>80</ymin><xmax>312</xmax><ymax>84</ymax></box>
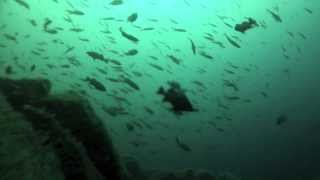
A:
<box><xmin>148</xmin><ymin>168</ymin><xmax>217</xmax><ymax>180</ymax></box>
<box><xmin>120</xmin><ymin>156</ymin><xmax>148</xmax><ymax>180</ymax></box>
<box><xmin>0</xmin><ymin>92</ymin><xmax>65</xmax><ymax>180</ymax></box>
<box><xmin>0</xmin><ymin>78</ymin><xmax>122</xmax><ymax>180</ymax></box>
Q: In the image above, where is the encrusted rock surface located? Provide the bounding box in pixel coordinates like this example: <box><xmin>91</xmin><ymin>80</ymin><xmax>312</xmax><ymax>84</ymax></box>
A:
<box><xmin>0</xmin><ymin>78</ymin><xmax>121</xmax><ymax>180</ymax></box>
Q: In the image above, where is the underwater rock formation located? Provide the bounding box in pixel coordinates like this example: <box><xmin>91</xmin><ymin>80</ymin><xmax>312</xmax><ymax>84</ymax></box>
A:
<box><xmin>0</xmin><ymin>93</ymin><xmax>65</xmax><ymax>180</ymax></box>
<box><xmin>0</xmin><ymin>78</ymin><xmax>122</xmax><ymax>180</ymax></box>
<box><xmin>0</xmin><ymin>78</ymin><xmax>250</xmax><ymax>180</ymax></box>
<box><xmin>147</xmin><ymin>168</ymin><xmax>218</xmax><ymax>180</ymax></box>
<box><xmin>121</xmin><ymin>156</ymin><xmax>148</xmax><ymax>180</ymax></box>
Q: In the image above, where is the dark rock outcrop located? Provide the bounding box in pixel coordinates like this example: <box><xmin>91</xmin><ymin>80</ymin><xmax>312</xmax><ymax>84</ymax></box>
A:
<box><xmin>121</xmin><ymin>156</ymin><xmax>148</xmax><ymax>180</ymax></box>
<box><xmin>0</xmin><ymin>78</ymin><xmax>122</xmax><ymax>180</ymax></box>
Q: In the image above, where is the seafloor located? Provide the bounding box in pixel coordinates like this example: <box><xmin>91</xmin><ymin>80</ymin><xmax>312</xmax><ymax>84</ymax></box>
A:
<box><xmin>0</xmin><ymin>77</ymin><xmax>318</xmax><ymax>180</ymax></box>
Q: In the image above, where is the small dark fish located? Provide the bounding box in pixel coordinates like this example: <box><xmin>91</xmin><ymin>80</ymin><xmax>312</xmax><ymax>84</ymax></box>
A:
<box><xmin>119</xmin><ymin>27</ymin><xmax>139</xmax><ymax>43</ymax></box>
<box><xmin>37</xmin><ymin>41</ymin><xmax>47</xmax><ymax>46</ymax></box>
<box><xmin>46</xmin><ymin>64</ymin><xmax>56</xmax><ymax>69</ymax></box>
<box><xmin>112</xmin><ymin>66</ymin><xmax>123</xmax><ymax>72</ymax></box>
<box><xmin>140</xmin><ymin>120</ymin><xmax>153</xmax><ymax>130</ymax></box>
<box><xmin>43</xmin><ymin>18</ymin><xmax>58</xmax><ymax>34</ymax></box>
<box><xmin>64</xmin><ymin>16</ymin><xmax>73</xmax><ymax>23</ymax></box>
<box><xmin>170</xmin><ymin>19</ymin><xmax>179</xmax><ymax>24</ymax></box>
<box><xmin>223</xmin><ymin>22</ymin><xmax>234</xmax><ymax>29</ymax></box>
<box><xmin>142</xmin><ymin>27</ymin><xmax>154</xmax><ymax>31</ymax></box>
<box><xmin>86</xmin><ymin>51</ymin><xmax>107</xmax><ymax>62</ymax></box>
<box><xmin>304</xmin><ymin>8</ymin><xmax>313</xmax><ymax>14</ymax></box>
<box><xmin>225</xmin><ymin>34</ymin><xmax>241</xmax><ymax>48</ymax></box>
<box><xmin>184</xmin><ymin>0</ymin><xmax>190</xmax><ymax>6</ymax></box>
<box><xmin>64</xmin><ymin>46</ymin><xmax>74</xmax><ymax>54</ymax></box>
<box><xmin>144</xmin><ymin>107</ymin><xmax>154</xmax><ymax>115</ymax></box>
<box><xmin>43</xmin><ymin>18</ymin><xmax>52</xmax><ymax>30</ymax></box>
<box><xmin>199</xmin><ymin>51</ymin><xmax>214</xmax><ymax>60</ymax></box>
<box><xmin>121</xmin><ymin>77</ymin><xmax>140</xmax><ymax>90</ymax></box>
<box><xmin>172</xmin><ymin>28</ymin><xmax>187</xmax><ymax>32</ymax></box>
<box><xmin>175</xmin><ymin>137</ymin><xmax>192</xmax><ymax>152</ymax></box>
<box><xmin>67</xmin><ymin>10</ymin><xmax>85</xmax><ymax>15</ymax></box>
<box><xmin>101</xmin><ymin>17</ymin><xmax>115</xmax><ymax>21</ymax></box>
<box><xmin>3</xmin><ymin>33</ymin><xmax>17</xmax><ymax>43</ymax></box>
<box><xmin>45</xmin><ymin>29</ymin><xmax>58</xmax><ymax>34</ymax></box>
<box><xmin>167</xmin><ymin>55</ymin><xmax>182</xmax><ymax>64</ymax></box>
<box><xmin>0</xmin><ymin>24</ymin><xmax>6</xmax><ymax>30</ymax></box>
<box><xmin>69</xmin><ymin>28</ymin><xmax>84</xmax><ymax>32</ymax></box>
<box><xmin>14</xmin><ymin>0</ymin><xmax>30</xmax><ymax>9</ymax></box>
<box><xmin>103</xmin><ymin>106</ymin><xmax>128</xmax><ymax>116</ymax></box>
<box><xmin>106</xmin><ymin>78</ymin><xmax>121</xmax><ymax>83</ymax></box>
<box><xmin>132</xmin><ymin>71</ymin><xmax>143</xmax><ymax>77</ymax></box>
<box><xmin>192</xmin><ymin>80</ymin><xmax>205</xmax><ymax>88</ymax></box>
<box><xmin>217</xmin><ymin>15</ymin><xmax>231</xmax><ymax>20</ymax></box>
<box><xmin>110</xmin><ymin>59</ymin><xmax>121</xmax><ymax>66</ymax></box>
<box><xmin>84</xmin><ymin>77</ymin><xmax>106</xmax><ymax>92</ymax></box>
<box><xmin>132</xmin><ymin>121</ymin><xmax>143</xmax><ymax>129</ymax></box>
<box><xmin>56</xmin><ymin>26</ymin><xmax>64</xmax><ymax>31</ymax></box>
<box><xmin>96</xmin><ymin>68</ymin><xmax>107</xmax><ymax>75</ymax></box>
<box><xmin>127</xmin><ymin>13</ymin><xmax>138</xmax><ymax>22</ymax></box>
<box><xmin>110</xmin><ymin>0</ymin><xmax>123</xmax><ymax>5</ymax></box>
<box><xmin>112</xmin><ymin>96</ymin><xmax>131</xmax><ymax>105</ymax></box>
<box><xmin>287</xmin><ymin>31</ymin><xmax>294</xmax><ymax>38</ymax></box>
<box><xmin>149</xmin><ymin>56</ymin><xmax>158</xmax><ymax>60</ymax></box>
<box><xmin>210</xmin><ymin>39</ymin><xmax>226</xmax><ymax>48</ymax></box>
<box><xmin>267</xmin><ymin>9</ymin><xmax>282</xmax><ymax>22</ymax></box>
<box><xmin>30</xmin><ymin>64</ymin><xmax>36</xmax><ymax>71</ymax></box>
<box><xmin>149</xmin><ymin>63</ymin><xmax>164</xmax><ymax>71</ymax></box>
<box><xmin>5</xmin><ymin>65</ymin><xmax>13</xmax><ymax>74</ymax></box>
<box><xmin>35</xmin><ymin>47</ymin><xmax>45</xmax><ymax>52</ymax></box>
<box><xmin>276</xmin><ymin>114</ymin><xmax>288</xmax><ymax>125</ymax></box>
<box><xmin>218</xmin><ymin>102</ymin><xmax>229</xmax><ymax>110</ymax></box>
<box><xmin>297</xmin><ymin>32</ymin><xmax>307</xmax><ymax>39</ymax></box>
<box><xmin>79</xmin><ymin>38</ymin><xmax>90</xmax><ymax>42</ymax></box>
<box><xmin>283</xmin><ymin>54</ymin><xmax>290</xmax><ymax>60</ymax></box>
<box><xmin>223</xmin><ymin>80</ymin><xmax>239</xmax><ymax>91</ymax></box>
<box><xmin>148</xmin><ymin>18</ymin><xmax>158</xmax><ymax>22</ymax></box>
<box><xmin>67</xmin><ymin>56</ymin><xmax>81</xmax><ymax>66</ymax></box>
<box><xmin>124</xmin><ymin>49</ymin><xmax>138</xmax><ymax>56</ymax></box>
<box><xmin>60</xmin><ymin>64</ymin><xmax>70</xmax><ymax>68</ymax></box>
<box><xmin>189</xmin><ymin>38</ymin><xmax>196</xmax><ymax>55</ymax></box>
<box><xmin>224</xmin><ymin>69</ymin><xmax>235</xmax><ymax>74</ymax></box>
<box><xmin>217</xmin><ymin>128</ymin><xmax>225</xmax><ymax>132</ymax></box>
<box><xmin>224</xmin><ymin>95</ymin><xmax>240</xmax><ymax>100</ymax></box>
<box><xmin>126</xmin><ymin>123</ymin><xmax>135</xmax><ymax>131</ymax></box>
<box><xmin>28</xmin><ymin>19</ymin><xmax>37</xmax><ymax>26</ymax></box>
<box><xmin>261</xmin><ymin>92</ymin><xmax>268</xmax><ymax>98</ymax></box>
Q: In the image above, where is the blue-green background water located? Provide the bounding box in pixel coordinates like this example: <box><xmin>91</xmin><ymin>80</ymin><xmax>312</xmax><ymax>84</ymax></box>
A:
<box><xmin>1</xmin><ymin>0</ymin><xmax>320</xmax><ymax>179</ymax></box>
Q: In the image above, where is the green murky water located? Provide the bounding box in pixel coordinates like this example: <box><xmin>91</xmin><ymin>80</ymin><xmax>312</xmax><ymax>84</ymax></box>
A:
<box><xmin>1</xmin><ymin>0</ymin><xmax>320</xmax><ymax>179</ymax></box>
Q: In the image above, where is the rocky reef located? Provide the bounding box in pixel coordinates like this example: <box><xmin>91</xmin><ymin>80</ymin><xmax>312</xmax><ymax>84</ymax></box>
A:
<box><xmin>0</xmin><ymin>78</ymin><xmax>121</xmax><ymax>180</ymax></box>
<box><xmin>0</xmin><ymin>77</ymin><xmax>277</xmax><ymax>180</ymax></box>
